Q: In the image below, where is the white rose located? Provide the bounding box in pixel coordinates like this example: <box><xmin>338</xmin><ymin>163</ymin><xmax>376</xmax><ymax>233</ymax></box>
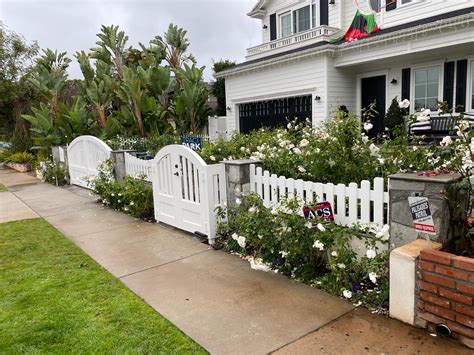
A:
<box><xmin>363</xmin><ymin>122</ymin><xmax>373</xmax><ymax>131</ymax></box>
<box><xmin>279</xmin><ymin>251</ymin><xmax>289</xmax><ymax>257</ymax></box>
<box><xmin>298</xmin><ymin>166</ymin><xmax>307</xmax><ymax>173</ymax></box>
<box><xmin>343</xmin><ymin>289</ymin><xmax>352</xmax><ymax>299</ymax></box>
<box><xmin>293</xmin><ymin>147</ymin><xmax>302</xmax><ymax>155</ymax></box>
<box><xmin>231</xmin><ymin>233</ymin><xmax>239</xmax><ymax>241</ymax></box>
<box><xmin>210</xmin><ymin>155</ymin><xmax>216</xmax><ymax>161</ymax></box>
<box><xmin>366</xmin><ymin>249</ymin><xmax>377</xmax><ymax>259</ymax></box>
<box><xmin>331</xmin><ymin>251</ymin><xmax>338</xmax><ymax>257</ymax></box>
<box><xmin>369</xmin><ymin>272</ymin><xmax>378</xmax><ymax>284</ymax></box>
<box><xmin>305</xmin><ymin>221</ymin><xmax>313</xmax><ymax>229</ymax></box>
<box><xmin>299</xmin><ymin>139</ymin><xmax>309</xmax><ymax>148</ymax></box>
<box><xmin>313</xmin><ymin>240</ymin><xmax>325</xmax><ymax>251</ymax></box>
<box><xmin>337</xmin><ymin>263</ymin><xmax>346</xmax><ymax>269</ymax></box>
<box><xmin>237</xmin><ymin>236</ymin><xmax>246</xmax><ymax>248</ymax></box>
<box><xmin>398</xmin><ymin>99</ymin><xmax>410</xmax><ymax>109</ymax></box>
<box><xmin>317</xmin><ymin>223</ymin><xmax>326</xmax><ymax>232</ymax></box>
<box><xmin>248</xmin><ymin>206</ymin><xmax>257</xmax><ymax>213</ymax></box>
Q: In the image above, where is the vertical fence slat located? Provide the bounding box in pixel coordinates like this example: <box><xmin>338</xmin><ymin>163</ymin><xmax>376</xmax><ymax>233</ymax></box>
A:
<box><xmin>270</xmin><ymin>173</ymin><xmax>278</xmax><ymax>204</ymax></box>
<box><xmin>314</xmin><ymin>182</ymin><xmax>324</xmax><ymax>202</ymax></box>
<box><xmin>262</xmin><ymin>170</ymin><xmax>271</xmax><ymax>208</ymax></box>
<box><xmin>335</xmin><ymin>184</ymin><xmax>346</xmax><ymax>226</ymax></box>
<box><xmin>360</xmin><ymin>180</ymin><xmax>371</xmax><ymax>225</ymax></box>
<box><xmin>348</xmin><ymin>182</ymin><xmax>358</xmax><ymax>226</ymax></box>
<box><xmin>256</xmin><ymin>166</ymin><xmax>263</xmax><ymax>198</ymax></box>
<box><xmin>373</xmin><ymin>177</ymin><xmax>384</xmax><ymax>224</ymax></box>
<box><xmin>250</xmin><ymin>164</ymin><xmax>256</xmax><ymax>193</ymax></box>
<box><xmin>295</xmin><ymin>179</ymin><xmax>304</xmax><ymax>201</ymax></box>
<box><xmin>278</xmin><ymin>176</ymin><xmax>287</xmax><ymax>200</ymax></box>
<box><xmin>303</xmin><ymin>181</ymin><xmax>314</xmax><ymax>203</ymax></box>
<box><xmin>287</xmin><ymin>178</ymin><xmax>295</xmax><ymax>199</ymax></box>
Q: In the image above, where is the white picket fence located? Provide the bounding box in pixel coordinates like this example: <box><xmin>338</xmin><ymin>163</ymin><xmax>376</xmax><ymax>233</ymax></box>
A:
<box><xmin>124</xmin><ymin>152</ymin><xmax>153</xmax><ymax>182</ymax></box>
<box><xmin>250</xmin><ymin>165</ymin><xmax>389</xmax><ymax>228</ymax></box>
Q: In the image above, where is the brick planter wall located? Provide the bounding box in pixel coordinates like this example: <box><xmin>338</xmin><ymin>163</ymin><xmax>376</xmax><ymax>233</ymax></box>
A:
<box><xmin>415</xmin><ymin>248</ymin><xmax>474</xmax><ymax>349</ymax></box>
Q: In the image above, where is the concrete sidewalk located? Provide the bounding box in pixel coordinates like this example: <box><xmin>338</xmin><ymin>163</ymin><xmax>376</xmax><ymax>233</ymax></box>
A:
<box><xmin>1</xmin><ymin>166</ymin><xmax>470</xmax><ymax>354</ymax></box>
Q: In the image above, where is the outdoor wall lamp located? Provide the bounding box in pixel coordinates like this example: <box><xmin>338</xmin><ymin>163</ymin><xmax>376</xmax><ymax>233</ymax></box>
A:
<box><xmin>314</xmin><ymin>96</ymin><xmax>321</xmax><ymax>101</ymax></box>
<box><xmin>391</xmin><ymin>78</ymin><xmax>398</xmax><ymax>85</ymax></box>
<box><xmin>226</xmin><ymin>106</ymin><xmax>232</xmax><ymax>111</ymax></box>
<box><xmin>329</xmin><ymin>0</ymin><xmax>335</xmax><ymax>5</ymax></box>
<box><xmin>263</xmin><ymin>25</ymin><xmax>268</xmax><ymax>29</ymax></box>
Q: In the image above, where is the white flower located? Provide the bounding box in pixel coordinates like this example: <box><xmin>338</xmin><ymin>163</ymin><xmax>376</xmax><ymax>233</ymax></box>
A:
<box><xmin>369</xmin><ymin>272</ymin><xmax>378</xmax><ymax>284</ymax></box>
<box><xmin>248</xmin><ymin>206</ymin><xmax>257</xmax><ymax>214</ymax></box>
<box><xmin>298</xmin><ymin>165</ymin><xmax>307</xmax><ymax>173</ymax></box>
<box><xmin>342</xmin><ymin>289</ymin><xmax>352</xmax><ymax>299</ymax></box>
<box><xmin>375</xmin><ymin>224</ymin><xmax>390</xmax><ymax>241</ymax></box>
<box><xmin>249</xmin><ymin>257</ymin><xmax>272</xmax><ymax>272</ymax></box>
<box><xmin>369</xmin><ymin>143</ymin><xmax>380</xmax><ymax>157</ymax></box>
<box><xmin>328</xmin><ymin>160</ymin><xmax>336</xmax><ymax>167</ymax></box>
<box><xmin>313</xmin><ymin>240</ymin><xmax>325</xmax><ymax>251</ymax></box>
<box><xmin>111</xmin><ymin>193</ymin><xmax>115</xmax><ymax>197</ymax></box>
<box><xmin>293</xmin><ymin>147</ymin><xmax>302</xmax><ymax>155</ymax></box>
<box><xmin>237</xmin><ymin>236</ymin><xmax>246</xmax><ymax>248</ymax></box>
<box><xmin>399</xmin><ymin>99</ymin><xmax>410</xmax><ymax>109</ymax></box>
<box><xmin>331</xmin><ymin>251</ymin><xmax>338</xmax><ymax>257</ymax></box>
<box><xmin>231</xmin><ymin>233</ymin><xmax>239</xmax><ymax>241</ymax></box>
<box><xmin>130</xmin><ymin>201</ymin><xmax>135</xmax><ymax>206</ymax></box>
<box><xmin>235</xmin><ymin>198</ymin><xmax>242</xmax><ymax>205</ymax></box>
<box><xmin>366</xmin><ymin>249</ymin><xmax>377</xmax><ymax>259</ymax></box>
<box><xmin>210</xmin><ymin>155</ymin><xmax>216</xmax><ymax>161</ymax></box>
<box><xmin>317</xmin><ymin>223</ymin><xmax>326</xmax><ymax>232</ymax></box>
<box><xmin>299</xmin><ymin>139</ymin><xmax>309</xmax><ymax>148</ymax></box>
<box><xmin>363</xmin><ymin>122</ymin><xmax>373</xmax><ymax>131</ymax></box>
<box><xmin>305</xmin><ymin>221</ymin><xmax>313</xmax><ymax>229</ymax></box>
<box><xmin>337</xmin><ymin>263</ymin><xmax>346</xmax><ymax>269</ymax></box>
<box><xmin>287</xmin><ymin>123</ymin><xmax>292</xmax><ymax>129</ymax></box>
<box><xmin>258</xmin><ymin>234</ymin><xmax>263</xmax><ymax>240</ymax></box>
<box><xmin>279</xmin><ymin>251</ymin><xmax>289</xmax><ymax>258</ymax></box>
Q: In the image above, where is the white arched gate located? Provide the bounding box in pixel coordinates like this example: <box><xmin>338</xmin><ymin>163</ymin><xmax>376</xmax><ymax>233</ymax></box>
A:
<box><xmin>67</xmin><ymin>136</ymin><xmax>112</xmax><ymax>188</ymax></box>
<box><xmin>152</xmin><ymin>145</ymin><xmax>226</xmax><ymax>244</ymax></box>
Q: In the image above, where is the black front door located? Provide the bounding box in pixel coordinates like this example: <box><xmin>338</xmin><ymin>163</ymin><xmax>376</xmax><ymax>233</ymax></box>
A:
<box><xmin>361</xmin><ymin>75</ymin><xmax>386</xmax><ymax>138</ymax></box>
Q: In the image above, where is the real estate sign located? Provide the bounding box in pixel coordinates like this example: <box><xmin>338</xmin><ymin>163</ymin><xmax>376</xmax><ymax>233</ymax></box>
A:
<box><xmin>408</xmin><ymin>196</ymin><xmax>436</xmax><ymax>235</ymax></box>
<box><xmin>181</xmin><ymin>136</ymin><xmax>202</xmax><ymax>151</ymax></box>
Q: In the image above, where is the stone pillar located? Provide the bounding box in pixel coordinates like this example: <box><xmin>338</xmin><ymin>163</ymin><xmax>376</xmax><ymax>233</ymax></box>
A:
<box><xmin>110</xmin><ymin>150</ymin><xmax>135</xmax><ymax>182</ymax></box>
<box><xmin>222</xmin><ymin>159</ymin><xmax>261</xmax><ymax>206</ymax></box>
<box><xmin>389</xmin><ymin>173</ymin><xmax>466</xmax><ymax>247</ymax></box>
<box><xmin>389</xmin><ymin>239</ymin><xmax>441</xmax><ymax>325</ymax></box>
<box><xmin>51</xmin><ymin>145</ymin><xmax>69</xmax><ymax>183</ymax></box>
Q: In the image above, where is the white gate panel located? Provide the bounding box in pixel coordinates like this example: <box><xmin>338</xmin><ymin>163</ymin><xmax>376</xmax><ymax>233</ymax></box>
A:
<box><xmin>67</xmin><ymin>136</ymin><xmax>112</xmax><ymax>188</ymax></box>
<box><xmin>152</xmin><ymin>145</ymin><xmax>226</xmax><ymax>244</ymax></box>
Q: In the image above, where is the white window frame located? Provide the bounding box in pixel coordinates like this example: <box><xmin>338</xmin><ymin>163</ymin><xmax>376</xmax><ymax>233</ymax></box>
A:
<box><xmin>469</xmin><ymin>60</ymin><xmax>474</xmax><ymax>112</ymax></box>
<box><xmin>294</xmin><ymin>5</ymin><xmax>312</xmax><ymax>34</ymax></box>
<box><xmin>368</xmin><ymin>0</ymin><xmax>427</xmax><ymax>13</ymax></box>
<box><xmin>411</xmin><ymin>65</ymin><xmax>443</xmax><ymax>112</ymax></box>
<box><xmin>279</xmin><ymin>11</ymin><xmax>292</xmax><ymax>39</ymax></box>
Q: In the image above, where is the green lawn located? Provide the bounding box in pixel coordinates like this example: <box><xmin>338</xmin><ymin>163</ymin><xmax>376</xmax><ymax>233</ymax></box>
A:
<box><xmin>0</xmin><ymin>218</ymin><xmax>206</xmax><ymax>353</ymax></box>
<box><xmin>0</xmin><ymin>183</ymin><xmax>6</xmax><ymax>192</ymax></box>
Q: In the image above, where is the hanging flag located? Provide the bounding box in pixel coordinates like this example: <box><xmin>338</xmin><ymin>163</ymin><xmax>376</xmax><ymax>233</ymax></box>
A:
<box><xmin>331</xmin><ymin>10</ymin><xmax>380</xmax><ymax>44</ymax></box>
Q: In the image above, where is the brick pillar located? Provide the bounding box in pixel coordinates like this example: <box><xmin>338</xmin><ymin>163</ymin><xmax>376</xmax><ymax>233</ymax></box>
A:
<box><xmin>221</xmin><ymin>159</ymin><xmax>261</xmax><ymax>207</ymax></box>
<box><xmin>389</xmin><ymin>173</ymin><xmax>467</xmax><ymax>248</ymax></box>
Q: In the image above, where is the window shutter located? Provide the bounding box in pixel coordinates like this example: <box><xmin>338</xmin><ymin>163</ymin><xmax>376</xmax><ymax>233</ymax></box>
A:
<box><xmin>386</xmin><ymin>0</ymin><xmax>397</xmax><ymax>11</ymax></box>
<box><xmin>320</xmin><ymin>0</ymin><xmax>329</xmax><ymax>26</ymax></box>
<box><xmin>443</xmin><ymin>62</ymin><xmax>455</xmax><ymax>110</ymax></box>
<box><xmin>401</xmin><ymin>68</ymin><xmax>411</xmax><ymax>101</ymax></box>
<box><xmin>270</xmin><ymin>14</ymin><xmax>277</xmax><ymax>41</ymax></box>
<box><xmin>455</xmin><ymin>59</ymin><xmax>468</xmax><ymax>113</ymax></box>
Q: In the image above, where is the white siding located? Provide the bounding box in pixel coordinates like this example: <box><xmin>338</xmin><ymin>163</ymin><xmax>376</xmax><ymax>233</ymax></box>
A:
<box><xmin>224</xmin><ymin>55</ymin><xmax>327</xmax><ymax>133</ymax></box>
<box><xmin>326</xmin><ymin>57</ymin><xmax>357</xmax><ymax>115</ymax></box>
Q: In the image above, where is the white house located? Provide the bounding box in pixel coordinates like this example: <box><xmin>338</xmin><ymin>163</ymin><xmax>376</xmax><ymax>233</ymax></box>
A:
<box><xmin>217</xmin><ymin>0</ymin><xmax>474</xmax><ymax>136</ymax></box>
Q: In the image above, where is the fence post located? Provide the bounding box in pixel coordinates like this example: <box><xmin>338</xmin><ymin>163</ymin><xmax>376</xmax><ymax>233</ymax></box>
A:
<box><xmin>388</xmin><ymin>173</ymin><xmax>467</xmax><ymax>248</ymax></box>
<box><xmin>222</xmin><ymin>159</ymin><xmax>261</xmax><ymax>207</ymax></box>
<box><xmin>110</xmin><ymin>150</ymin><xmax>135</xmax><ymax>182</ymax></box>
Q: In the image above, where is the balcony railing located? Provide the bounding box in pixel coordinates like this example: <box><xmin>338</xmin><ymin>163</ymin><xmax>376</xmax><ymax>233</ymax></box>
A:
<box><xmin>246</xmin><ymin>26</ymin><xmax>341</xmax><ymax>60</ymax></box>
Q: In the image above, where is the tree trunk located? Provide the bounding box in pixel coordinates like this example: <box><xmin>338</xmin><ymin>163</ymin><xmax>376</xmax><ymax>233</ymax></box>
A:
<box><xmin>95</xmin><ymin>106</ymin><xmax>107</xmax><ymax>129</ymax></box>
<box><xmin>131</xmin><ymin>99</ymin><xmax>145</xmax><ymax>137</ymax></box>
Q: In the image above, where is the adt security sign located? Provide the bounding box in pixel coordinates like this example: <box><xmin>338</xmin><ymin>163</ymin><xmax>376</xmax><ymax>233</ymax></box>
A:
<box><xmin>303</xmin><ymin>201</ymin><xmax>334</xmax><ymax>223</ymax></box>
<box><xmin>408</xmin><ymin>196</ymin><xmax>436</xmax><ymax>235</ymax></box>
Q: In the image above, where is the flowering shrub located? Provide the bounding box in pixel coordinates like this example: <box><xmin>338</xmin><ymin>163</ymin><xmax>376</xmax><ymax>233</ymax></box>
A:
<box><xmin>41</xmin><ymin>159</ymin><xmax>67</xmax><ymax>186</ymax></box>
<box><xmin>88</xmin><ymin>160</ymin><xmax>154</xmax><ymax>220</ymax></box>
<box><xmin>216</xmin><ymin>194</ymin><xmax>389</xmax><ymax>309</ymax></box>
<box><xmin>201</xmin><ymin>113</ymin><xmax>457</xmax><ymax>186</ymax></box>
<box><xmin>106</xmin><ymin>134</ymin><xmax>179</xmax><ymax>156</ymax></box>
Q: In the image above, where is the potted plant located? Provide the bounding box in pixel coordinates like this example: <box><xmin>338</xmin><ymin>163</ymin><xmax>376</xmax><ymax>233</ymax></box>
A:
<box><xmin>4</xmin><ymin>152</ymin><xmax>34</xmax><ymax>172</ymax></box>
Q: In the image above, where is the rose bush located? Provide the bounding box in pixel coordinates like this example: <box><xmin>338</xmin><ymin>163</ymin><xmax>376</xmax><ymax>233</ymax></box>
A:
<box><xmin>216</xmin><ymin>194</ymin><xmax>390</xmax><ymax>310</ymax></box>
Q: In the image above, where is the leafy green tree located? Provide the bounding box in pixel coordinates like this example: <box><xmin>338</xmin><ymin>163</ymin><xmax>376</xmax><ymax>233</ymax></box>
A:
<box><xmin>212</xmin><ymin>60</ymin><xmax>235</xmax><ymax>116</ymax></box>
<box><xmin>385</xmin><ymin>96</ymin><xmax>404</xmax><ymax>133</ymax></box>
<box><xmin>0</xmin><ymin>22</ymin><xmax>39</xmax><ymax>143</ymax></box>
<box><xmin>29</xmin><ymin>49</ymin><xmax>71</xmax><ymax>122</ymax></box>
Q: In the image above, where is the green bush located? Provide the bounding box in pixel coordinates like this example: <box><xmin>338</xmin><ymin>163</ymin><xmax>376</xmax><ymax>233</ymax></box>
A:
<box><xmin>4</xmin><ymin>152</ymin><xmax>34</xmax><ymax>164</ymax></box>
<box><xmin>88</xmin><ymin>161</ymin><xmax>154</xmax><ymax>220</ymax></box>
<box><xmin>106</xmin><ymin>134</ymin><xmax>180</xmax><ymax>157</ymax></box>
<box><xmin>41</xmin><ymin>160</ymin><xmax>68</xmax><ymax>186</ymax></box>
<box><xmin>216</xmin><ymin>194</ymin><xmax>389</xmax><ymax>309</ymax></box>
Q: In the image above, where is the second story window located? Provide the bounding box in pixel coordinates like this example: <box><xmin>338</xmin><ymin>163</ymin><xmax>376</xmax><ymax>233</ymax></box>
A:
<box><xmin>369</xmin><ymin>0</ymin><xmax>382</xmax><ymax>12</ymax></box>
<box><xmin>280</xmin><ymin>12</ymin><xmax>292</xmax><ymax>38</ymax></box>
<box><xmin>293</xmin><ymin>6</ymin><xmax>311</xmax><ymax>34</ymax></box>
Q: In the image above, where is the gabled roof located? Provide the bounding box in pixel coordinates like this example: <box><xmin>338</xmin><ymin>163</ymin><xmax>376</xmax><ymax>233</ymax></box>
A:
<box><xmin>247</xmin><ymin>0</ymin><xmax>270</xmax><ymax>19</ymax></box>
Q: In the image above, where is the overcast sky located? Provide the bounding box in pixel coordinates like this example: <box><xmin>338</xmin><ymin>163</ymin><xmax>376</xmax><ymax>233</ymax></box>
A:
<box><xmin>0</xmin><ymin>0</ymin><xmax>261</xmax><ymax>81</ymax></box>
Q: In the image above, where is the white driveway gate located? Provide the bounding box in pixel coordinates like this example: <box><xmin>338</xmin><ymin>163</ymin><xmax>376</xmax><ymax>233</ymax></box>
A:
<box><xmin>152</xmin><ymin>145</ymin><xmax>226</xmax><ymax>244</ymax></box>
<box><xmin>67</xmin><ymin>135</ymin><xmax>112</xmax><ymax>188</ymax></box>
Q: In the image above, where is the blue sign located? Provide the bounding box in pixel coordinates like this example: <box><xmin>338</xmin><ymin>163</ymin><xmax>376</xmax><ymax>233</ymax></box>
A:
<box><xmin>181</xmin><ymin>136</ymin><xmax>203</xmax><ymax>151</ymax></box>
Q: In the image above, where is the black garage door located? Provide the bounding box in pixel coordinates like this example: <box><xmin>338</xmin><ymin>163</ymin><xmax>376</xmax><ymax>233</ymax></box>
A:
<box><xmin>238</xmin><ymin>95</ymin><xmax>312</xmax><ymax>133</ymax></box>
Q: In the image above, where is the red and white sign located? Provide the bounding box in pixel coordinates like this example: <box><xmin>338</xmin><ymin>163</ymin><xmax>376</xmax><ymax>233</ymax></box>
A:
<box><xmin>408</xmin><ymin>196</ymin><xmax>436</xmax><ymax>235</ymax></box>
